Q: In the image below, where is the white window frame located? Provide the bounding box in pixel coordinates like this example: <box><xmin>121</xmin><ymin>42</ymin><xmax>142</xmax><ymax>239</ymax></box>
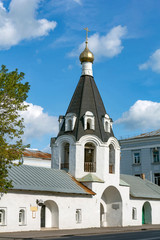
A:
<box><xmin>133</xmin><ymin>151</ymin><xmax>141</xmax><ymax>164</ymax></box>
<box><xmin>0</xmin><ymin>208</ymin><xmax>6</xmax><ymax>226</ymax></box>
<box><xmin>102</xmin><ymin>114</ymin><xmax>112</xmax><ymax>133</ymax></box>
<box><xmin>76</xmin><ymin>209</ymin><xmax>82</xmax><ymax>224</ymax></box>
<box><xmin>132</xmin><ymin>207</ymin><xmax>137</xmax><ymax>220</ymax></box>
<box><xmin>19</xmin><ymin>208</ymin><xmax>26</xmax><ymax>226</ymax></box>
<box><xmin>65</xmin><ymin>113</ymin><xmax>77</xmax><ymax>131</ymax></box>
<box><xmin>152</xmin><ymin>148</ymin><xmax>160</xmax><ymax>163</ymax></box>
<box><xmin>83</xmin><ymin>111</ymin><xmax>95</xmax><ymax>130</ymax></box>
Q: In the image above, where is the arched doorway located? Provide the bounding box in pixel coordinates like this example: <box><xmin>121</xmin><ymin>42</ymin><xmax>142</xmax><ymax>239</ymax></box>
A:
<box><xmin>142</xmin><ymin>202</ymin><xmax>152</xmax><ymax>224</ymax></box>
<box><xmin>101</xmin><ymin>186</ymin><xmax>122</xmax><ymax>227</ymax></box>
<box><xmin>40</xmin><ymin>200</ymin><xmax>59</xmax><ymax>228</ymax></box>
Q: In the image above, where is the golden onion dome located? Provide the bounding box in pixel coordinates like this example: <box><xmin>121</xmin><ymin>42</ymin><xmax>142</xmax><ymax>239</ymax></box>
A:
<box><xmin>79</xmin><ymin>44</ymin><xmax>94</xmax><ymax>63</ymax></box>
<box><xmin>79</xmin><ymin>27</ymin><xmax>94</xmax><ymax>63</ymax></box>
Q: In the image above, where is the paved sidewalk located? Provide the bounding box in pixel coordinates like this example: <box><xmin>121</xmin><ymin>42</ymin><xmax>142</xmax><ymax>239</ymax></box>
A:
<box><xmin>0</xmin><ymin>225</ymin><xmax>160</xmax><ymax>239</ymax></box>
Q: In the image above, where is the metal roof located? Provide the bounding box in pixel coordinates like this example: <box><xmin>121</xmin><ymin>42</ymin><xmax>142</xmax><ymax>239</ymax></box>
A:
<box><xmin>23</xmin><ymin>149</ymin><xmax>51</xmax><ymax>160</ymax></box>
<box><xmin>7</xmin><ymin>165</ymin><xmax>94</xmax><ymax>195</ymax></box>
<box><xmin>120</xmin><ymin>174</ymin><xmax>160</xmax><ymax>199</ymax></box>
<box><xmin>58</xmin><ymin>75</ymin><xmax>114</xmax><ymax>142</ymax></box>
<box><xmin>121</xmin><ymin>129</ymin><xmax>160</xmax><ymax>141</ymax></box>
<box><xmin>77</xmin><ymin>173</ymin><xmax>104</xmax><ymax>183</ymax></box>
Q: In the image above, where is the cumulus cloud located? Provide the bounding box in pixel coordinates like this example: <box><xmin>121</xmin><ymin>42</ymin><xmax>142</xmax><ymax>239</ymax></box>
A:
<box><xmin>20</xmin><ymin>102</ymin><xmax>58</xmax><ymax>143</ymax></box>
<box><xmin>139</xmin><ymin>49</ymin><xmax>160</xmax><ymax>73</ymax></box>
<box><xmin>0</xmin><ymin>0</ymin><xmax>57</xmax><ymax>50</ymax></box>
<box><xmin>115</xmin><ymin>100</ymin><xmax>160</xmax><ymax>131</ymax></box>
<box><xmin>69</xmin><ymin>25</ymin><xmax>127</xmax><ymax>60</ymax></box>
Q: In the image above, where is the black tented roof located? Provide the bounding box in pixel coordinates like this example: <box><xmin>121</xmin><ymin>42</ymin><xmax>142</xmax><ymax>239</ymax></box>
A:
<box><xmin>58</xmin><ymin>75</ymin><xmax>114</xmax><ymax>142</ymax></box>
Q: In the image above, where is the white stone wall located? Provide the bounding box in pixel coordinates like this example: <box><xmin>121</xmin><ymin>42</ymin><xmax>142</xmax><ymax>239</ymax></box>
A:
<box><xmin>14</xmin><ymin>157</ymin><xmax>51</xmax><ymax>168</ymax></box>
<box><xmin>1</xmin><ymin>185</ymin><xmax>160</xmax><ymax>232</ymax></box>
<box><xmin>51</xmin><ymin>134</ymin><xmax>121</xmax><ymax>186</ymax></box>
<box><xmin>0</xmin><ymin>191</ymin><xmax>99</xmax><ymax>232</ymax></box>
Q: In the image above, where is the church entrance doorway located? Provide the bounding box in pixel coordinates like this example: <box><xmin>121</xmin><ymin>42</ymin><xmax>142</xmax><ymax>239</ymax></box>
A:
<box><xmin>40</xmin><ymin>200</ymin><xmax>59</xmax><ymax>228</ymax></box>
<box><xmin>101</xmin><ymin>186</ymin><xmax>122</xmax><ymax>227</ymax></box>
<box><xmin>41</xmin><ymin>205</ymin><xmax>46</xmax><ymax>227</ymax></box>
<box><xmin>142</xmin><ymin>202</ymin><xmax>152</xmax><ymax>224</ymax></box>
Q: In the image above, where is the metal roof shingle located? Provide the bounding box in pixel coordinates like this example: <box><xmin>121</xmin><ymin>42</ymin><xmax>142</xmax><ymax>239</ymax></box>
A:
<box><xmin>120</xmin><ymin>174</ymin><xmax>160</xmax><ymax>199</ymax></box>
<box><xmin>7</xmin><ymin>165</ymin><xmax>94</xmax><ymax>195</ymax></box>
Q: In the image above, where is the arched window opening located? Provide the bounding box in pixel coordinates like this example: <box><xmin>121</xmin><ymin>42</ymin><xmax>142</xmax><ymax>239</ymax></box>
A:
<box><xmin>84</xmin><ymin>143</ymin><xmax>96</xmax><ymax>172</ymax></box>
<box><xmin>65</xmin><ymin>113</ymin><xmax>76</xmax><ymax>131</ymax></box>
<box><xmin>68</xmin><ymin>119</ymin><xmax>72</xmax><ymax>131</ymax></box>
<box><xmin>19</xmin><ymin>209</ymin><xmax>25</xmax><ymax>225</ymax></box>
<box><xmin>109</xmin><ymin>144</ymin><xmax>115</xmax><ymax>174</ymax></box>
<box><xmin>61</xmin><ymin>143</ymin><xmax>69</xmax><ymax>171</ymax></box>
<box><xmin>84</xmin><ymin>112</ymin><xmax>95</xmax><ymax>130</ymax></box>
<box><xmin>87</xmin><ymin>119</ymin><xmax>92</xmax><ymax>129</ymax></box>
<box><xmin>0</xmin><ymin>209</ymin><xmax>5</xmax><ymax>225</ymax></box>
<box><xmin>105</xmin><ymin>121</ymin><xmax>109</xmax><ymax>132</ymax></box>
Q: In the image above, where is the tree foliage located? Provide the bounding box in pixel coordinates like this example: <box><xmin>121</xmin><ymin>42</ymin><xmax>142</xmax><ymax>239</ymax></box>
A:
<box><xmin>0</xmin><ymin>65</ymin><xmax>30</xmax><ymax>192</ymax></box>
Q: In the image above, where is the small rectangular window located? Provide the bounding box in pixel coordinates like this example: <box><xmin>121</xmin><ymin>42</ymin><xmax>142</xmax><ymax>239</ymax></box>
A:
<box><xmin>132</xmin><ymin>207</ymin><xmax>137</xmax><ymax>220</ymax></box>
<box><xmin>0</xmin><ymin>208</ymin><xmax>6</xmax><ymax>225</ymax></box>
<box><xmin>76</xmin><ymin>209</ymin><xmax>82</xmax><ymax>223</ymax></box>
<box><xmin>133</xmin><ymin>152</ymin><xmax>140</xmax><ymax>164</ymax></box>
<box><xmin>19</xmin><ymin>208</ymin><xmax>26</xmax><ymax>226</ymax></box>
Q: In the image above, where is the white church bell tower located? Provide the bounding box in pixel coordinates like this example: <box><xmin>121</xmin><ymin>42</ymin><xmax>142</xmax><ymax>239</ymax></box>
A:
<box><xmin>50</xmin><ymin>28</ymin><xmax>120</xmax><ymax>187</ymax></box>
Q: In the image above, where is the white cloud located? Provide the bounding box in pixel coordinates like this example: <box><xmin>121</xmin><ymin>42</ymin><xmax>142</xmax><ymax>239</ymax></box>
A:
<box><xmin>42</xmin><ymin>144</ymin><xmax>51</xmax><ymax>153</ymax></box>
<box><xmin>73</xmin><ymin>0</ymin><xmax>82</xmax><ymax>4</ymax></box>
<box><xmin>69</xmin><ymin>25</ymin><xmax>127</xmax><ymax>60</ymax></box>
<box><xmin>20</xmin><ymin>102</ymin><xmax>58</xmax><ymax>143</ymax></box>
<box><xmin>139</xmin><ymin>49</ymin><xmax>160</xmax><ymax>73</ymax></box>
<box><xmin>0</xmin><ymin>0</ymin><xmax>57</xmax><ymax>50</ymax></box>
<box><xmin>115</xmin><ymin>100</ymin><xmax>160</xmax><ymax>131</ymax></box>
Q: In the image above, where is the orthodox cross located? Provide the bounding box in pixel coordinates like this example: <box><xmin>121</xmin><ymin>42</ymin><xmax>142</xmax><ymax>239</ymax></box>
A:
<box><xmin>84</xmin><ymin>27</ymin><xmax>90</xmax><ymax>43</ymax></box>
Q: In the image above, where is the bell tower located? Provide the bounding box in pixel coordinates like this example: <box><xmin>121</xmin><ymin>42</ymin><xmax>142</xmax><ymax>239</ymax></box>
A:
<box><xmin>50</xmin><ymin>29</ymin><xmax>120</xmax><ymax>186</ymax></box>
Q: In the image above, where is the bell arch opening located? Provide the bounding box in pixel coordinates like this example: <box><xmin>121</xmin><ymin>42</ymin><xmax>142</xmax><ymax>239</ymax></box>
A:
<box><xmin>84</xmin><ymin>142</ymin><xmax>96</xmax><ymax>172</ymax></box>
<box><xmin>109</xmin><ymin>144</ymin><xmax>115</xmax><ymax>174</ymax></box>
<box><xmin>61</xmin><ymin>142</ymin><xmax>70</xmax><ymax>171</ymax></box>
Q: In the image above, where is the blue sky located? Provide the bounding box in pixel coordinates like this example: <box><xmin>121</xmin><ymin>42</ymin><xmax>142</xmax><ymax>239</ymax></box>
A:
<box><xmin>1</xmin><ymin>0</ymin><xmax>160</xmax><ymax>152</ymax></box>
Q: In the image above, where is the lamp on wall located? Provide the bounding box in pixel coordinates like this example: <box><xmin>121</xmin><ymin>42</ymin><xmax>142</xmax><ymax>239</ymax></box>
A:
<box><xmin>36</xmin><ymin>199</ymin><xmax>44</xmax><ymax>206</ymax></box>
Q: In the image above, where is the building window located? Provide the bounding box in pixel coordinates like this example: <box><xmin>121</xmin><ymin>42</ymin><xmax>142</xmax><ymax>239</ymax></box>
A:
<box><xmin>76</xmin><ymin>209</ymin><xmax>82</xmax><ymax>223</ymax></box>
<box><xmin>109</xmin><ymin>144</ymin><xmax>115</xmax><ymax>174</ymax></box>
<box><xmin>153</xmin><ymin>148</ymin><xmax>159</xmax><ymax>163</ymax></box>
<box><xmin>65</xmin><ymin>113</ymin><xmax>77</xmax><ymax>132</ymax></box>
<box><xmin>102</xmin><ymin>114</ymin><xmax>112</xmax><ymax>133</ymax></box>
<box><xmin>83</xmin><ymin>111</ymin><xmax>95</xmax><ymax>130</ymax></box>
<box><xmin>61</xmin><ymin>143</ymin><xmax>69</xmax><ymax>171</ymax></box>
<box><xmin>154</xmin><ymin>173</ymin><xmax>160</xmax><ymax>186</ymax></box>
<box><xmin>132</xmin><ymin>208</ymin><xmax>137</xmax><ymax>220</ymax></box>
<box><xmin>0</xmin><ymin>209</ymin><xmax>6</xmax><ymax>225</ymax></box>
<box><xmin>84</xmin><ymin>143</ymin><xmax>96</xmax><ymax>172</ymax></box>
<box><xmin>87</xmin><ymin>119</ymin><xmax>92</xmax><ymax>129</ymax></box>
<box><xmin>133</xmin><ymin>152</ymin><xmax>140</xmax><ymax>164</ymax></box>
<box><xmin>19</xmin><ymin>209</ymin><xmax>26</xmax><ymax>225</ymax></box>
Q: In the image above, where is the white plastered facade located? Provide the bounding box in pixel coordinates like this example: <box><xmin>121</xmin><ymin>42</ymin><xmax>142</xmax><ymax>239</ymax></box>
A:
<box><xmin>2</xmin><ymin>59</ymin><xmax>160</xmax><ymax>232</ymax></box>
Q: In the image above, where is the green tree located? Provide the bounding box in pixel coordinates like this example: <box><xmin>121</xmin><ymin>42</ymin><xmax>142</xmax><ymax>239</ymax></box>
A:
<box><xmin>0</xmin><ymin>65</ymin><xmax>30</xmax><ymax>193</ymax></box>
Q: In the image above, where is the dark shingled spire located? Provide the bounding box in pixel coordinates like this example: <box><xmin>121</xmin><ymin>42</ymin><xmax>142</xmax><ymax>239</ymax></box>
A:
<box><xmin>57</xmin><ymin>75</ymin><xmax>114</xmax><ymax>142</ymax></box>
